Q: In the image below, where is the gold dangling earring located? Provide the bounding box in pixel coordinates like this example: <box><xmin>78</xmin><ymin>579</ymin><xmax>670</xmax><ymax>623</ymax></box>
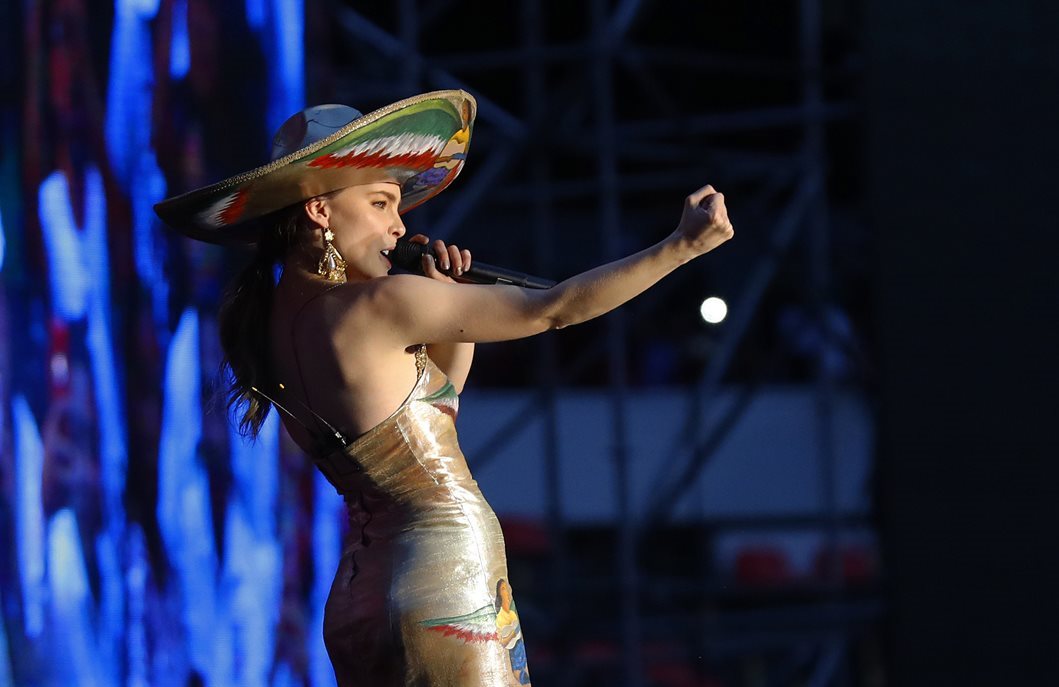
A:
<box><xmin>317</xmin><ymin>228</ymin><xmax>347</xmax><ymax>283</ymax></box>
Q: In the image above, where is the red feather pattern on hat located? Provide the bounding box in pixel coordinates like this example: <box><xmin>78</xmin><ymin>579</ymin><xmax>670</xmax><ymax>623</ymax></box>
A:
<box><xmin>218</xmin><ymin>189</ymin><xmax>250</xmax><ymax>225</ymax></box>
<box><xmin>309</xmin><ymin>149</ymin><xmax>439</xmax><ymax>171</ymax></box>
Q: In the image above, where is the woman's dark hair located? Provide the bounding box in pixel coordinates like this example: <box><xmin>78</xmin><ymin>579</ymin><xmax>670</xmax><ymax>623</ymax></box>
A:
<box><xmin>218</xmin><ymin>204</ymin><xmax>309</xmax><ymax>437</ymax></box>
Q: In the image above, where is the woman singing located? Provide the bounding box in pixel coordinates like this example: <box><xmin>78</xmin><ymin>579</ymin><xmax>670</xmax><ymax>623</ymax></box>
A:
<box><xmin>155</xmin><ymin>90</ymin><xmax>732</xmax><ymax>687</ymax></box>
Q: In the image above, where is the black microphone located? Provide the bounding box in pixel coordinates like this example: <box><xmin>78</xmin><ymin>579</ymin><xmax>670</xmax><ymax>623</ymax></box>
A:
<box><xmin>390</xmin><ymin>238</ymin><xmax>556</xmax><ymax>289</ymax></box>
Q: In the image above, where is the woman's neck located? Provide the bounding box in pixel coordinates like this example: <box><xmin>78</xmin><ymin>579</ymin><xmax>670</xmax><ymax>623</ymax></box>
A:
<box><xmin>275</xmin><ymin>253</ymin><xmax>337</xmax><ymax>298</ymax></box>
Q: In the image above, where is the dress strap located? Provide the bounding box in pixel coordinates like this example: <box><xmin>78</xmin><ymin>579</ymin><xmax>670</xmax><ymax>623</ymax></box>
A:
<box><xmin>250</xmin><ymin>383</ymin><xmax>347</xmax><ymax>452</ymax></box>
<box><xmin>414</xmin><ymin>343</ymin><xmax>428</xmax><ymax>378</ymax></box>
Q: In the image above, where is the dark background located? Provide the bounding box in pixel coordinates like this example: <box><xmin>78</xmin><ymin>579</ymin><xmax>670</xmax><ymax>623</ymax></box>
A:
<box><xmin>868</xmin><ymin>2</ymin><xmax>1059</xmax><ymax>683</ymax></box>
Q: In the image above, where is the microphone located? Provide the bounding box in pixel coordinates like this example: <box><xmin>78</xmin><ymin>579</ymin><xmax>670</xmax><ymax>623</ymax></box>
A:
<box><xmin>390</xmin><ymin>238</ymin><xmax>556</xmax><ymax>289</ymax></box>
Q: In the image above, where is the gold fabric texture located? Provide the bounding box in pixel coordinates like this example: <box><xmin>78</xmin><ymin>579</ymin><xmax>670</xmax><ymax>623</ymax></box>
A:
<box><xmin>313</xmin><ymin>353</ymin><xmax>532</xmax><ymax>686</ymax></box>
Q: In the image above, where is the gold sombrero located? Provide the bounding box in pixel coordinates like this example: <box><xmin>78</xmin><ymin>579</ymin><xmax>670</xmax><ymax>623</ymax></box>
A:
<box><xmin>154</xmin><ymin>90</ymin><xmax>476</xmax><ymax>243</ymax></box>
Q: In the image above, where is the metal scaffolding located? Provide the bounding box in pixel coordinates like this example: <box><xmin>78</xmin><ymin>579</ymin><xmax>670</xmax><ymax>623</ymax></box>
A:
<box><xmin>323</xmin><ymin>1</ymin><xmax>876</xmax><ymax>684</ymax></box>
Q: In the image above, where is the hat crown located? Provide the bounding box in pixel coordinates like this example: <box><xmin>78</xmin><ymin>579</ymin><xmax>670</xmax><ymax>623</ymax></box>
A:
<box><xmin>270</xmin><ymin>104</ymin><xmax>363</xmax><ymax>161</ymax></box>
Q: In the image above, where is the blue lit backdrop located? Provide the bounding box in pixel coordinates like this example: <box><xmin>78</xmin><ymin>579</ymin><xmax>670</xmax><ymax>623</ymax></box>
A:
<box><xmin>0</xmin><ymin>1</ymin><xmax>344</xmax><ymax>685</ymax></box>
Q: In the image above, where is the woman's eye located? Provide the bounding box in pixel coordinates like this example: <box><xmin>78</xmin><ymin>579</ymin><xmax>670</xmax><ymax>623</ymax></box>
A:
<box><xmin>373</xmin><ymin>201</ymin><xmax>387</xmax><ymax>209</ymax></box>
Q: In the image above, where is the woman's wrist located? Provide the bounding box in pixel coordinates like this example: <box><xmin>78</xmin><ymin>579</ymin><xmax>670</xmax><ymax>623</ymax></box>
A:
<box><xmin>660</xmin><ymin>231</ymin><xmax>701</xmax><ymax>266</ymax></box>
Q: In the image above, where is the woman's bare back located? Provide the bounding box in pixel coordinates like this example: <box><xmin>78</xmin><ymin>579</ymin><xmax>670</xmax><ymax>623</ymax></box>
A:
<box><xmin>269</xmin><ymin>274</ymin><xmax>422</xmax><ymax>453</ymax></box>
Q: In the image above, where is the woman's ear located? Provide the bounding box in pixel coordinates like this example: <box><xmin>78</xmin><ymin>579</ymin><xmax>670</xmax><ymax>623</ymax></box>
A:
<box><xmin>304</xmin><ymin>195</ymin><xmax>330</xmax><ymax>227</ymax></box>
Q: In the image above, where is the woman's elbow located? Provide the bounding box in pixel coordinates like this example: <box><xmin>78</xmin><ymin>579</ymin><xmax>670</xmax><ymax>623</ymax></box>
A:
<box><xmin>531</xmin><ymin>303</ymin><xmax>570</xmax><ymax>332</ymax></box>
<box><xmin>528</xmin><ymin>292</ymin><xmax>574</xmax><ymax>332</ymax></box>
<box><xmin>544</xmin><ymin>314</ymin><xmax>571</xmax><ymax>331</ymax></box>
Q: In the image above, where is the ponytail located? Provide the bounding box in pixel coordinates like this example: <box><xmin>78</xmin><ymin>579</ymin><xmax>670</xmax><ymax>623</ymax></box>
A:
<box><xmin>218</xmin><ymin>205</ymin><xmax>304</xmax><ymax>437</ymax></box>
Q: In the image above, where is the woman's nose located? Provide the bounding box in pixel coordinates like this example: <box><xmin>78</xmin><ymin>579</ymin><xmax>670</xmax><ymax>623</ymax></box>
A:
<box><xmin>393</xmin><ymin>219</ymin><xmax>406</xmax><ymax>237</ymax></box>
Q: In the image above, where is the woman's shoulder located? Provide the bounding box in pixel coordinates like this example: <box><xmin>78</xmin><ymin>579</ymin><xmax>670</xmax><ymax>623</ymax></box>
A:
<box><xmin>325</xmin><ymin>274</ymin><xmax>444</xmax><ymax>324</ymax></box>
<box><xmin>307</xmin><ymin>277</ymin><xmax>422</xmax><ymax>344</ymax></box>
<box><xmin>312</xmin><ymin>274</ymin><xmax>418</xmax><ymax>306</ymax></box>
<box><xmin>283</xmin><ymin>274</ymin><xmax>449</xmax><ymax>350</ymax></box>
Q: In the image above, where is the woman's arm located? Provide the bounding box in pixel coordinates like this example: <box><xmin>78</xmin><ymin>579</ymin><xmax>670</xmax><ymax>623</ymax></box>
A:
<box><xmin>346</xmin><ymin>184</ymin><xmax>733</xmax><ymax>347</ymax></box>
<box><xmin>414</xmin><ymin>236</ymin><xmax>475</xmax><ymax>392</ymax></box>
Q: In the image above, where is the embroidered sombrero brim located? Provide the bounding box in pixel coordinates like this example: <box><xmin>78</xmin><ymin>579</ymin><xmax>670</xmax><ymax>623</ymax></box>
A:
<box><xmin>154</xmin><ymin>90</ymin><xmax>476</xmax><ymax>244</ymax></box>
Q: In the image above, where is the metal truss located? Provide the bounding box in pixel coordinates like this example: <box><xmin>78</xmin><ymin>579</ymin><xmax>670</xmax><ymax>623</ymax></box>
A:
<box><xmin>326</xmin><ymin>1</ymin><xmax>872</xmax><ymax>684</ymax></box>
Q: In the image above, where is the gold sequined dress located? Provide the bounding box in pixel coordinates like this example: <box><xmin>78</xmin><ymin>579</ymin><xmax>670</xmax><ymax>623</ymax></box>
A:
<box><xmin>307</xmin><ymin>346</ymin><xmax>532</xmax><ymax>687</ymax></box>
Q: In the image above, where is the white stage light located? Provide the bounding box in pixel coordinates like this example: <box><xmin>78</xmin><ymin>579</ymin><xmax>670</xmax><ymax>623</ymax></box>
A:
<box><xmin>700</xmin><ymin>296</ymin><xmax>728</xmax><ymax>324</ymax></box>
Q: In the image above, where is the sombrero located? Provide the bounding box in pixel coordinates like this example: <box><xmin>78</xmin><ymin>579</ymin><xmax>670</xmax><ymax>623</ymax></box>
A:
<box><xmin>154</xmin><ymin>89</ymin><xmax>476</xmax><ymax>243</ymax></box>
